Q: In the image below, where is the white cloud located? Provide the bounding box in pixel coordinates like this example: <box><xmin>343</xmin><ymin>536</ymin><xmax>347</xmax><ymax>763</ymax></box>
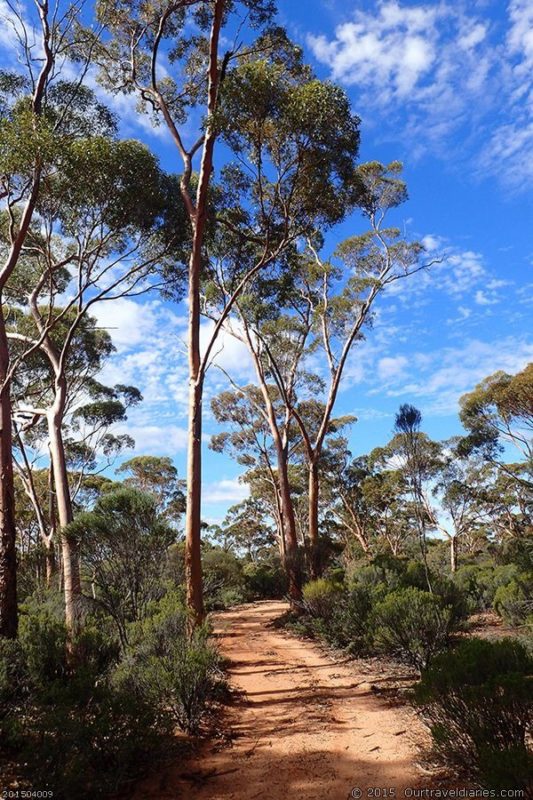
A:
<box><xmin>474</xmin><ymin>289</ymin><xmax>498</xmax><ymax>306</ymax></box>
<box><xmin>199</xmin><ymin>320</ymin><xmax>254</xmax><ymax>380</ymax></box>
<box><xmin>378</xmin><ymin>355</ymin><xmax>408</xmax><ymax>379</ymax></box>
<box><xmin>202</xmin><ymin>478</ymin><xmax>249</xmax><ymax>505</ymax></box>
<box><xmin>308</xmin><ymin>1</ymin><xmax>442</xmax><ymax>99</ymax></box>
<box><xmin>385</xmin><ymin>337</ymin><xmax>533</xmax><ymax>414</ymax></box>
<box><xmin>507</xmin><ymin>0</ymin><xmax>533</xmax><ymax>68</ymax></box>
<box><xmin>119</xmin><ymin>423</ymin><xmax>188</xmax><ymax>454</ymax></box>
<box><xmin>306</xmin><ymin>1</ymin><xmax>532</xmax><ymax>190</ymax></box>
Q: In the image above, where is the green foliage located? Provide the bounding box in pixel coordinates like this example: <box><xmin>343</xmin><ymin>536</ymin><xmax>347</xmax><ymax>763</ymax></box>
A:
<box><xmin>70</xmin><ymin>488</ymin><xmax>175</xmax><ymax>646</ymax></box>
<box><xmin>0</xmin><ymin>598</ymin><xmax>166</xmax><ymax>799</ymax></box>
<box><xmin>453</xmin><ymin>563</ymin><xmax>519</xmax><ymax>611</ymax></box>
<box><xmin>302</xmin><ymin>578</ymin><xmax>343</xmax><ymax>619</ymax></box>
<box><xmin>243</xmin><ymin>557</ymin><xmax>288</xmax><ymax>599</ymax></box>
<box><xmin>202</xmin><ymin>547</ymin><xmax>245</xmax><ymax>610</ymax></box>
<box><xmin>373</xmin><ymin>587</ymin><xmax>455</xmax><ymax>671</ymax></box>
<box><xmin>117</xmin><ymin>455</ymin><xmax>185</xmax><ymax>522</ymax></box>
<box><xmin>327</xmin><ymin>585</ymin><xmax>375</xmax><ymax>653</ymax></box>
<box><xmin>415</xmin><ymin>638</ymin><xmax>533</xmax><ymax>792</ymax></box>
<box><xmin>494</xmin><ymin>573</ymin><xmax>533</xmax><ymax>628</ymax></box>
<box><xmin>117</xmin><ymin>592</ymin><xmax>225</xmax><ymax>734</ymax></box>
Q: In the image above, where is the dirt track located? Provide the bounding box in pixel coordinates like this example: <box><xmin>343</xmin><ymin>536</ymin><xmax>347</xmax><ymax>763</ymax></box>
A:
<box><xmin>133</xmin><ymin>600</ymin><xmax>438</xmax><ymax>800</ymax></box>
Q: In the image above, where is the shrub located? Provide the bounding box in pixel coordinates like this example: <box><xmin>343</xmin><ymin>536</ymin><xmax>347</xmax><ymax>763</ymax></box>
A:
<box><xmin>0</xmin><ymin>639</ymin><xmax>27</xmax><ymax>751</ymax></box>
<box><xmin>243</xmin><ymin>557</ymin><xmax>287</xmax><ymax>599</ymax></box>
<box><xmin>373</xmin><ymin>587</ymin><xmax>454</xmax><ymax>671</ymax></box>
<box><xmin>454</xmin><ymin>563</ymin><xmax>520</xmax><ymax>612</ymax></box>
<box><xmin>2</xmin><ymin>609</ymin><xmax>165</xmax><ymax>798</ymax></box>
<box><xmin>118</xmin><ymin>592</ymin><xmax>225</xmax><ymax>734</ymax></box>
<box><xmin>18</xmin><ymin>601</ymin><xmax>68</xmax><ymax>686</ymax></box>
<box><xmin>415</xmin><ymin>638</ymin><xmax>533</xmax><ymax>792</ymax></box>
<box><xmin>494</xmin><ymin>574</ymin><xmax>533</xmax><ymax>628</ymax></box>
<box><xmin>69</xmin><ymin>488</ymin><xmax>174</xmax><ymax>646</ymax></box>
<box><xmin>431</xmin><ymin>575</ymin><xmax>471</xmax><ymax>627</ymax></box>
<box><xmin>22</xmin><ymin>681</ymin><xmax>166</xmax><ymax>799</ymax></box>
<box><xmin>302</xmin><ymin>578</ymin><xmax>343</xmax><ymax>619</ymax></box>
<box><xmin>327</xmin><ymin>585</ymin><xmax>374</xmax><ymax>653</ymax></box>
<box><xmin>218</xmin><ymin>586</ymin><xmax>248</xmax><ymax>607</ymax></box>
<box><xmin>202</xmin><ymin>548</ymin><xmax>244</xmax><ymax>610</ymax></box>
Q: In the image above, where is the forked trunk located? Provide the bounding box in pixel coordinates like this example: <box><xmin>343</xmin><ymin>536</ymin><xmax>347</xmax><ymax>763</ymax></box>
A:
<box><xmin>0</xmin><ymin>316</ymin><xmax>17</xmax><ymax>638</ymax></box>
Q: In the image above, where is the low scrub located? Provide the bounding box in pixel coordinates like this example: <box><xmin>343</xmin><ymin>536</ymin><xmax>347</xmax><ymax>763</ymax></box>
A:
<box><xmin>302</xmin><ymin>578</ymin><xmax>343</xmax><ymax>619</ymax></box>
<box><xmin>117</xmin><ymin>591</ymin><xmax>226</xmax><ymax>734</ymax></box>
<box><xmin>372</xmin><ymin>587</ymin><xmax>455</xmax><ymax>671</ymax></box>
<box><xmin>415</xmin><ymin>638</ymin><xmax>533</xmax><ymax>793</ymax></box>
<box><xmin>494</xmin><ymin>574</ymin><xmax>533</xmax><ymax>628</ymax></box>
<box><xmin>0</xmin><ymin>589</ymin><xmax>224</xmax><ymax>797</ymax></box>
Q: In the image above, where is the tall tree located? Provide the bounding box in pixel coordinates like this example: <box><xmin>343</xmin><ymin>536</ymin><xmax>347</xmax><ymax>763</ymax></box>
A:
<box><xmin>0</xmin><ymin>1</ymin><xmax>104</xmax><ymax>636</ymax></box>
<box><xmin>459</xmin><ymin>364</ymin><xmax>533</xmax><ymax>487</ymax></box>
<box><xmin>93</xmin><ymin>7</ymin><xmax>361</xmax><ymax>619</ymax></box>
<box><xmin>4</xmin><ymin>136</ymin><xmax>178</xmax><ymax>642</ymax></box>
<box><xmin>218</xmin><ymin>162</ymin><xmax>430</xmax><ymax>577</ymax></box>
<box><xmin>91</xmin><ymin>0</ymin><xmax>279</xmax><ymax>626</ymax></box>
<box><xmin>117</xmin><ymin>455</ymin><xmax>186</xmax><ymax>525</ymax></box>
<box><xmin>371</xmin><ymin>406</ymin><xmax>443</xmax><ymax>591</ymax></box>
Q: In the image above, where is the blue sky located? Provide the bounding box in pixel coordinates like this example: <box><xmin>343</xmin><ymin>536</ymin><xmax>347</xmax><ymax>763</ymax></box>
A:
<box><xmin>2</xmin><ymin>0</ymin><xmax>531</xmax><ymax>524</ymax></box>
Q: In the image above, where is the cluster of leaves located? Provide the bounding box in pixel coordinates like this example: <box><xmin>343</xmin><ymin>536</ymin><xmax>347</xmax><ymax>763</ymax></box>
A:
<box><xmin>415</xmin><ymin>638</ymin><xmax>533</xmax><ymax>792</ymax></box>
<box><xmin>288</xmin><ymin>556</ymin><xmax>470</xmax><ymax>670</ymax></box>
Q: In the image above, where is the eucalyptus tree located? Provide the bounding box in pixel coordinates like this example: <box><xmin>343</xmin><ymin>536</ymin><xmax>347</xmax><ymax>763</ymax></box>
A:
<box><xmin>9</xmin><ymin>310</ymin><xmax>141</xmax><ymax>637</ymax></box>
<box><xmin>117</xmin><ymin>455</ymin><xmax>186</xmax><ymax>525</ymax></box>
<box><xmin>324</xmin><ymin>449</ymin><xmax>422</xmax><ymax>561</ymax></box>
<box><xmin>459</xmin><ymin>363</ymin><xmax>533</xmax><ymax>487</ymax></box>
<box><xmin>216</xmin><ymin>162</ymin><xmax>430</xmax><ymax>577</ymax></box>
<box><xmin>213</xmin><ymin>498</ymin><xmax>275</xmax><ymax>562</ymax></box>
<box><xmin>433</xmin><ymin>442</ymin><xmax>491</xmax><ymax>572</ymax></box>
<box><xmin>370</xmin><ymin>405</ymin><xmax>444</xmax><ymax>591</ymax></box>
<box><xmin>91</xmin><ymin>4</ymin><xmax>361</xmax><ymax>621</ymax></box>
<box><xmin>0</xmin><ymin>1</ymin><xmax>110</xmax><ymax>636</ymax></box>
<box><xmin>4</xmin><ymin>137</ymin><xmax>181</xmax><ymax>641</ymax></box>
<box><xmin>210</xmin><ymin>384</ymin><xmax>304</xmax><ymax>590</ymax></box>
<box><xmin>67</xmin><ymin>488</ymin><xmax>175</xmax><ymax>648</ymax></box>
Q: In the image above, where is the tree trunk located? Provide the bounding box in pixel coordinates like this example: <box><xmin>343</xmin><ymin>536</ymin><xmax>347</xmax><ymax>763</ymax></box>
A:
<box><xmin>308</xmin><ymin>460</ymin><xmax>320</xmax><ymax>579</ymax></box>
<box><xmin>181</xmin><ymin>0</ymin><xmax>225</xmax><ymax>630</ymax></box>
<box><xmin>450</xmin><ymin>535</ymin><xmax>458</xmax><ymax>573</ymax></box>
<box><xmin>184</xmin><ymin>379</ymin><xmax>205</xmax><ymax>627</ymax></box>
<box><xmin>276</xmin><ymin>449</ymin><xmax>302</xmax><ymax>605</ymax></box>
<box><xmin>45</xmin><ymin>537</ymin><xmax>56</xmax><ymax>588</ymax></box>
<box><xmin>47</xmin><ymin>405</ymin><xmax>81</xmax><ymax>644</ymax></box>
<box><xmin>0</xmin><ymin>314</ymin><xmax>17</xmax><ymax>638</ymax></box>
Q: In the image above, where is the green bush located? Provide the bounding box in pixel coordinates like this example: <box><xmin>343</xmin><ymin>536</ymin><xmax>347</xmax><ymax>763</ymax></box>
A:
<box><xmin>373</xmin><ymin>587</ymin><xmax>454</xmax><ymax>671</ymax></box>
<box><xmin>118</xmin><ymin>592</ymin><xmax>225</xmax><ymax>734</ymax></box>
<box><xmin>22</xmin><ymin>681</ymin><xmax>166</xmax><ymax>799</ymax></box>
<box><xmin>415</xmin><ymin>638</ymin><xmax>533</xmax><ymax>792</ymax></box>
<box><xmin>243</xmin><ymin>557</ymin><xmax>287</xmax><ymax>599</ymax></box>
<box><xmin>327</xmin><ymin>585</ymin><xmax>374</xmax><ymax>653</ymax></box>
<box><xmin>454</xmin><ymin>563</ymin><xmax>519</xmax><ymax>612</ymax></box>
<box><xmin>494</xmin><ymin>574</ymin><xmax>533</xmax><ymax>628</ymax></box>
<box><xmin>218</xmin><ymin>586</ymin><xmax>248</xmax><ymax>607</ymax></box>
<box><xmin>302</xmin><ymin>578</ymin><xmax>343</xmax><ymax>619</ymax></box>
<box><xmin>202</xmin><ymin>548</ymin><xmax>244</xmax><ymax>610</ymax></box>
<box><xmin>1</xmin><ymin>597</ymin><xmax>168</xmax><ymax>799</ymax></box>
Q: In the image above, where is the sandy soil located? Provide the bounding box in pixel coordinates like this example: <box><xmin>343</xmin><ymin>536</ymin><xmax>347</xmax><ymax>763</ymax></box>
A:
<box><xmin>132</xmin><ymin>600</ymin><xmax>442</xmax><ymax>800</ymax></box>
